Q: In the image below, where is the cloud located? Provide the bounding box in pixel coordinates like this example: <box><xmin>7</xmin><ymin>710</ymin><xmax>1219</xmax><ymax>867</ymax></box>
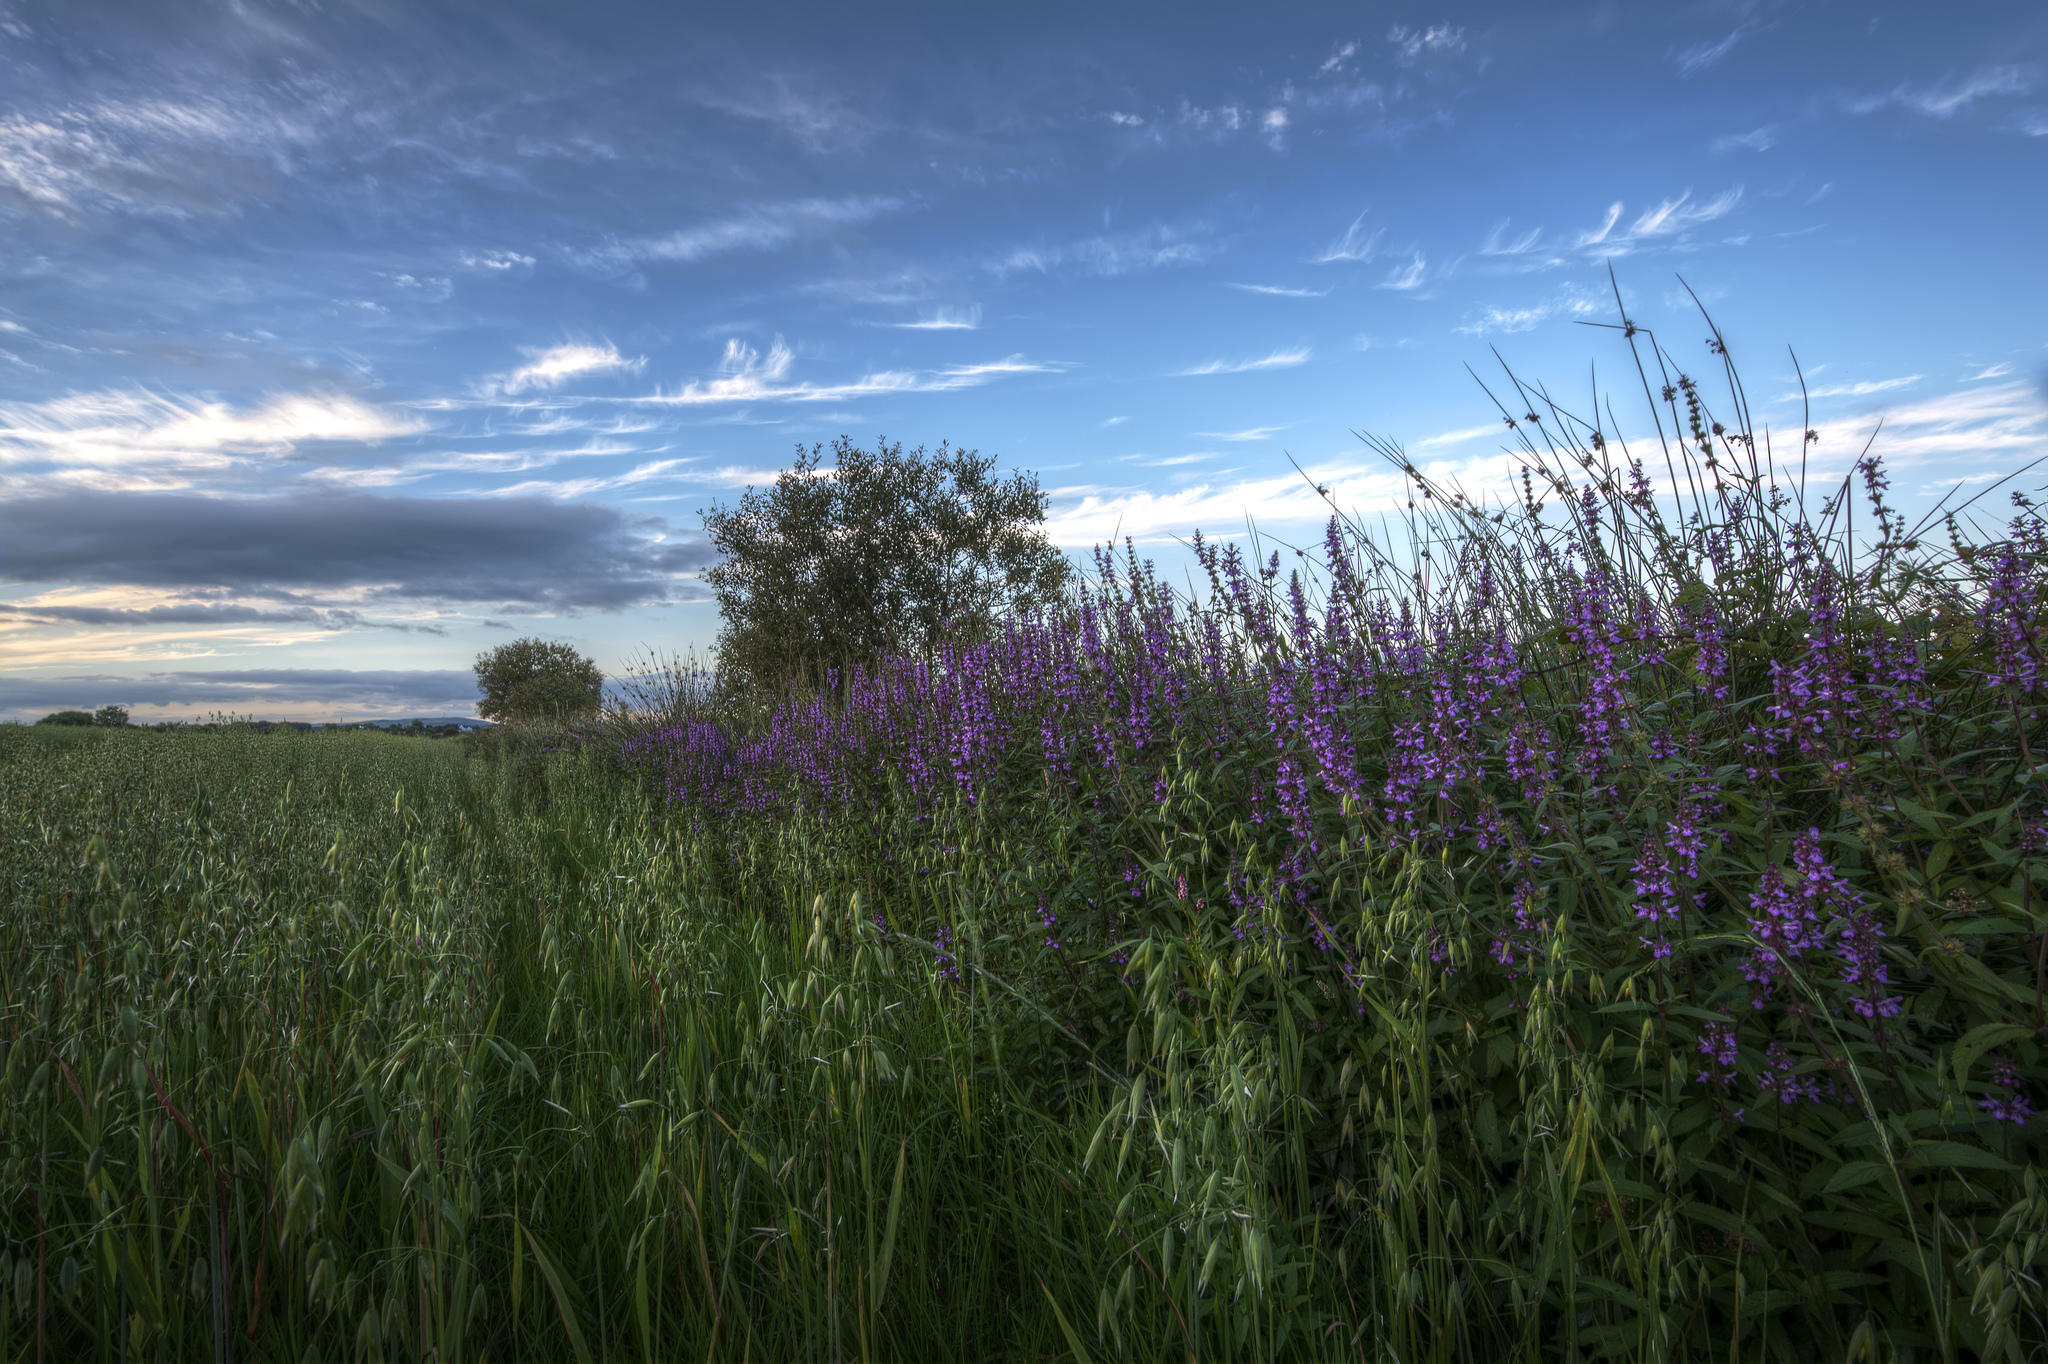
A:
<box><xmin>1969</xmin><ymin>363</ymin><xmax>2015</xmax><ymax>381</ymax></box>
<box><xmin>1106</xmin><ymin>111</ymin><xmax>1146</xmax><ymax>126</ymax></box>
<box><xmin>992</xmin><ymin>223</ymin><xmax>1217</xmax><ymax>278</ymax></box>
<box><xmin>1319</xmin><ymin>41</ymin><xmax>1360</xmax><ymax>75</ymax></box>
<box><xmin>2</xmin><ymin>389</ymin><xmax>427</xmax><ymax>486</ymax></box>
<box><xmin>1378</xmin><ymin>252</ymin><xmax>1428</xmax><ymax>291</ymax></box>
<box><xmin>1670</xmin><ymin>26</ymin><xmax>1752</xmax><ymax>78</ymax></box>
<box><xmin>686</xmin><ymin>73</ymin><xmax>881</xmax><ymax>153</ymax></box>
<box><xmin>1847</xmin><ymin>66</ymin><xmax>2031</xmax><ymax>119</ymax></box>
<box><xmin>478</xmin><ymin>456</ymin><xmax>701</xmax><ymax>501</ymax></box>
<box><xmin>631</xmin><ymin>338</ymin><xmax>1061</xmax><ymax>405</ymax></box>
<box><xmin>581</xmin><ymin>196</ymin><xmax>906</xmax><ymax>271</ymax></box>
<box><xmin>483</xmin><ymin>343</ymin><xmax>644</xmax><ymax>397</ymax></box>
<box><xmin>1099</xmin><ymin>415</ymin><xmax>1128</xmax><ymax>428</ymax></box>
<box><xmin>1411</xmin><ymin>423</ymin><xmax>1503</xmax><ymax>451</ymax></box>
<box><xmin>1575</xmin><ymin>187</ymin><xmax>1743</xmax><ymax>255</ymax></box>
<box><xmin>0</xmin><ymin>490</ymin><xmax>711</xmax><ymax>610</ymax></box>
<box><xmin>1478</xmin><ymin>220</ymin><xmax>1543</xmax><ymax>256</ymax></box>
<box><xmin>1314</xmin><ymin>211</ymin><xmax>1382</xmax><ymax>263</ymax></box>
<box><xmin>1803</xmin><ymin>381</ymin><xmax>2045</xmax><ymax>470</ymax></box>
<box><xmin>1776</xmin><ymin>374</ymin><xmax>1923</xmax><ymax>401</ymax></box>
<box><xmin>1712</xmin><ymin>126</ymin><xmax>1778</xmax><ymax>153</ymax></box>
<box><xmin>1175</xmin><ymin>348</ymin><xmax>1311</xmax><ymax>377</ymax></box>
<box><xmin>0</xmin><ymin>669</ymin><xmax>486</xmax><ymax>723</ymax></box>
<box><xmin>1387</xmin><ymin>24</ymin><xmax>1465</xmax><ymax>63</ymax></box>
<box><xmin>888</xmin><ymin>306</ymin><xmax>981</xmax><ymax>330</ymax></box>
<box><xmin>459</xmin><ymin>249</ymin><xmax>536</xmax><ymax>273</ymax></box>
<box><xmin>0</xmin><ymin>599</ymin><xmax>437</xmax><ymax>634</ymax></box>
<box><xmin>0</xmin><ymin>91</ymin><xmax>323</xmax><ymax>221</ymax></box>
<box><xmin>1228</xmin><ymin>283</ymin><xmax>1330</xmax><ymax>297</ymax></box>
<box><xmin>1454</xmin><ymin>286</ymin><xmax>1602</xmax><ymax>335</ymax></box>
<box><xmin>1194</xmin><ymin>427</ymin><xmax>1284</xmax><ymax>442</ymax></box>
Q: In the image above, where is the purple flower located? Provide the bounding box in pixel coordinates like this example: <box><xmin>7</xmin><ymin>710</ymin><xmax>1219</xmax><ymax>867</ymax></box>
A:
<box><xmin>1980</xmin><ymin>1093</ymin><xmax>2035</xmax><ymax>1125</ymax></box>
<box><xmin>1756</xmin><ymin>1043</ymin><xmax>1822</xmax><ymax>1106</ymax></box>
<box><xmin>1696</xmin><ymin>1021</ymin><xmax>1739</xmax><ymax>1087</ymax></box>
<box><xmin>1630</xmin><ymin>836</ymin><xmax>1679</xmax><ymax>958</ymax></box>
<box><xmin>1980</xmin><ymin>542</ymin><xmax>2042</xmax><ymax>694</ymax></box>
<box><xmin>1035</xmin><ymin>895</ymin><xmax>1061</xmax><ymax>951</ymax></box>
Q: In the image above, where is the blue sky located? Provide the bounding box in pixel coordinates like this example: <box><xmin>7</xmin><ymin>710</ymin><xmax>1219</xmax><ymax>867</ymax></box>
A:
<box><xmin>1</xmin><ymin>0</ymin><xmax>2043</xmax><ymax>721</ymax></box>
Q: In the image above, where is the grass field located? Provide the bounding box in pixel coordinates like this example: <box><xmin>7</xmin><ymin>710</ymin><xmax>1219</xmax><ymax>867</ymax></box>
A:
<box><xmin>5</xmin><ymin>725</ymin><xmax>1210</xmax><ymax>1362</ymax></box>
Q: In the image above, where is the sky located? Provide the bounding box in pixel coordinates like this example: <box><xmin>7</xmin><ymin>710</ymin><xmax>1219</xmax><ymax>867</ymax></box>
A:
<box><xmin>1</xmin><ymin>0</ymin><xmax>2044</xmax><ymax>722</ymax></box>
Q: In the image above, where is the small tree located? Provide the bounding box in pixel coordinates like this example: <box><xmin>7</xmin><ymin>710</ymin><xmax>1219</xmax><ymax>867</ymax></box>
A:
<box><xmin>473</xmin><ymin>638</ymin><xmax>604</xmax><ymax>724</ymax></box>
<box><xmin>93</xmin><ymin>705</ymin><xmax>130</xmax><ymax>727</ymax></box>
<box><xmin>700</xmin><ymin>437</ymin><xmax>1071</xmax><ymax>692</ymax></box>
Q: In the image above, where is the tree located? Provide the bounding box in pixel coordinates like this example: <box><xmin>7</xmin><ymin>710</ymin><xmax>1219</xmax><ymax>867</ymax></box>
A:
<box><xmin>35</xmin><ymin>710</ymin><xmax>94</xmax><ymax>727</ymax></box>
<box><xmin>700</xmin><ymin>437</ymin><xmax>1070</xmax><ymax>691</ymax></box>
<box><xmin>473</xmin><ymin>638</ymin><xmax>604</xmax><ymax>723</ymax></box>
<box><xmin>93</xmin><ymin>705</ymin><xmax>129</xmax><ymax>727</ymax></box>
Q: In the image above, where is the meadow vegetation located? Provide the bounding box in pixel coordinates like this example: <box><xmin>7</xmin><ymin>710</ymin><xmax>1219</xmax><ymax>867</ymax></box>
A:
<box><xmin>5</xmin><ymin>305</ymin><xmax>2046</xmax><ymax>1361</ymax></box>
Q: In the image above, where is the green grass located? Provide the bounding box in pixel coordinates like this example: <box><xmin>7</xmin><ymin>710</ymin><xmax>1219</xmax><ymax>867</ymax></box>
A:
<box><xmin>2</xmin><ymin>725</ymin><xmax>1318</xmax><ymax>1362</ymax></box>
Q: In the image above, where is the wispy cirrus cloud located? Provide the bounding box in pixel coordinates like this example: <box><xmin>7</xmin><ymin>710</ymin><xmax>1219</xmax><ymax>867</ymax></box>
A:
<box><xmin>1</xmin><ymin>388</ymin><xmax>427</xmax><ymax>489</ymax></box>
<box><xmin>1776</xmin><ymin>374</ymin><xmax>1923</xmax><ymax>402</ymax></box>
<box><xmin>1228</xmin><ymin>282</ymin><xmax>1330</xmax><ymax>297</ymax></box>
<box><xmin>0</xmin><ymin>91</ymin><xmax>328</xmax><ymax>221</ymax></box>
<box><xmin>1378</xmin><ymin>252</ymin><xmax>1430</xmax><ymax>291</ymax></box>
<box><xmin>1454</xmin><ymin>284</ymin><xmax>1602</xmax><ymax>336</ymax></box>
<box><xmin>1194</xmin><ymin>426</ymin><xmax>1284</xmax><ymax>442</ymax></box>
<box><xmin>1575</xmin><ymin>187</ymin><xmax>1743</xmax><ymax>255</ymax></box>
<box><xmin>1411</xmin><ymin>423</ymin><xmax>1504</xmax><ymax>451</ymax></box>
<box><xmin>1314</xmin><ymin>211</ymin><xmax>1382</xmax><ymax>264</ymax></box>
<box><xmin>887</xmin><ymin>306</ymin><xmax>981</xmax><ymax>330</ymax></box>
<box><xmin>992</xmin><ymin>222</ymin><xmax>1218</xmax><ymax>278</ymax></box>
<box><xmin>578</xmin><ymin>195</ymin><xmax>907</xmax><ymax>271</ymax></box>
<box><xmin>1670</xmin><ymin>25</ymin><xmax>1754</xmax><ymax>78</ymax></box>
<box><xmin>1387</xmin><ymin>24</ymin><xmax>1464</xmax><ymax>64</ymax></box>
<box><xmin>1712</xmin><ymin>125</ymin><xmax>1778</xmax><ymax>153</ymax></box>
<box><xmin>1175</xmin><ymin>348</ymin><xmax>1310</xmax><ymax>377</ymax></box>
<box><xmin>482</xmin><ymin>343</ymin><xmax>644</xmax><ymax>397</ymax></box>
<box><xmin>628</xmin><ymin>338</ymin><xmax>1061</xmax><ymax>405</ymax></box>
<box><xmin>1846</xmin><ymin>66</ymin><xmax>2031</xmax><ymax>119</ymax></box>
<box><xmin>1810</xmin><ymin>381</ymin><xmax>2046</xmax><ymax>471</ymax></box>
<box><xmin>1479</xmin><ymin>220</ymin><xmax>1543</xmax><ymax>256</ymax></box>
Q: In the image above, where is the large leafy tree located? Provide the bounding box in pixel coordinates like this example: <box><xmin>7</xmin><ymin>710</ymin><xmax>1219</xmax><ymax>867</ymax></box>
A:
<box><xmin>700</xmin><ymin>437</ymin><xmax>1071</xmax><ymax>691</ymax></box>
<box><xmin>472</xmin><ymin>637</ymin><xmax>604</xmax><ymax>723</ymax></box>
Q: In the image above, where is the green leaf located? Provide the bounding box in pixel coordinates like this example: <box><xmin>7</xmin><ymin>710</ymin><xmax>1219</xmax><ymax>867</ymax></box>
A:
<box><xmin>1038</xmin><ymin>1277</ymin><xmax>1096</xmax><ymax>1364</ymax></box>
<box><xmin>1951</xmin><ymin>1022</ymin><xmax>2034</xmax><ymax>1093</ymax></box>
<box><xmin>1903</xmin><ymin>1140</ymin><xmax>2016</xmax><ymax>1173</ymax></box>
<box><xmin>518</xmin><ymin>1221</ymin><xmax>596</xmax><ymax>1364</ymax></box>
<box><xmin>1821</xmin><ymin>1161</ymin><xmax>1889</xmax><ymax>1196</ymax></box>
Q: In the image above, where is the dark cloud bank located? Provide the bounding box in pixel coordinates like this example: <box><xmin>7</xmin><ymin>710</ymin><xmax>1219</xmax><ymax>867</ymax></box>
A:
<box><xmin>0</xmin><ymin>669</ymin><xmax>482</xmax><ymax>720</ymax></box>
<box><xmin>0</xmin><ymin>491</ymin><xmax>711</xmax><ymax>611</ymax></box>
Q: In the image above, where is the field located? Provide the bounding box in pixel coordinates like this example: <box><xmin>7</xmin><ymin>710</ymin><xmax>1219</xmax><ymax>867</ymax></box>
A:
<box><xmin>6</xmin><ymin>347</ymin><xmax>2048</xmax><ymax>1361</ymax></box>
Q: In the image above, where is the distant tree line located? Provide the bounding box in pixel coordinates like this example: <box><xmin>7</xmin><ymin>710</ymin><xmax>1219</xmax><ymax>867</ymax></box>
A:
<box><xmin>35</xmin><ymin>705</ymin><xmax>130</xmax><ymax>727</ymax></box>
